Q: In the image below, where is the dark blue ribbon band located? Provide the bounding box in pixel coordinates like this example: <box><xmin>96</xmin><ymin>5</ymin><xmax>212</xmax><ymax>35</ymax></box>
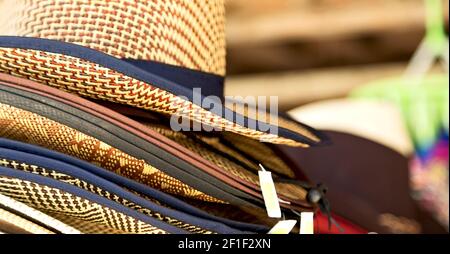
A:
<box><xmin>124</xmin><ymin>59</ymin><xmax>225</xmax><ymax>100</ymax></box>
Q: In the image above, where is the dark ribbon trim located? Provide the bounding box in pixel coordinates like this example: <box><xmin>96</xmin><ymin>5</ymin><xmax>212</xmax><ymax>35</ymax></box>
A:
<box><xmin>0</xmin><ymin>166</ymin><xmax>189</xmax><ymax>234</ymax></box>
<box><xmin>0</xmin><ymin>36</ymin><xmax>328</xmax><ymax>146</ymax></box>
<box><xmin>0</xmin><ymin>138</ymin><xmax>268</xmax><ymax>233</ymax></box>
<box><xmin>123</xmin><ymin>59</ymin><xmax>225</xmax><ymax>100</ymax></box>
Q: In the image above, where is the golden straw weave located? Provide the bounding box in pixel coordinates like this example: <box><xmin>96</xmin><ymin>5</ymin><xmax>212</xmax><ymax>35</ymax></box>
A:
<box><xmin>0</xmin><ymin>175</ymin><xmax>168</xmax><ymax>234</ymax></box>
<box><xmin>0</xmin><ymin>0</ymin><xmax>226</xmax><ymax>75</ymax></box>
<box><xmin>0</xmin><ymin>0</ymin><xmax>320</xmax><ymax>147</ymax></box>
<box><xmin>0</xmin><ymin>192</ymin><xmax>81</xmax><ymax>234</ymax></box>
<box><xmin>0</xmin><ymin>103</ymin><xmax>222</xmax><ymax>203</ymax></box>
<box><xmin>144</xmin><ymin>123</ymin><xmax>308</xmax><ymax>201</ymax></box>
<box><xmin>48</xmin><ymin>217</ymin><xmax>129</xmax><ymax>234</ymax></box>
<box><xmin>0</xmin><ymin>157</ymin><xmax>213</xmax><ymax>234</ymax></box>
<box><xmin>210</xmin><ymin>132</ymin><xmax>295</xmax><ymax>178</ymax></box>
<box><xmin>147</xmin><ymin>124</ymin><xmax>260</xmax><ymax>185</ymax></box>
<box><xmin>0</xmin><ymin>47</ymin><xmax>312</xmax><ymax>146</ymax></box>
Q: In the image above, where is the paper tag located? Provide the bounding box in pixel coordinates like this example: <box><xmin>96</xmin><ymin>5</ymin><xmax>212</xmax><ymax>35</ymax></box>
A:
<box><xmin>258</xmin><ymin>164</ymin><xmax>281</xmax><ymax>218</ymax></box>
<box><xmin>300</xmin><ymin>212</ymin><xmax>314</xmax><ymax>234</ymax></box>
<box><xmin>268</xmin><ymin>220</ymin><xmax>297</xmax><ymax>234</ymax></box>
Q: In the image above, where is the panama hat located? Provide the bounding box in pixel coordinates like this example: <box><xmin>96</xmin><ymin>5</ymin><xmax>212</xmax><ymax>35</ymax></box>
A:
<box><xmin>0</xmin><ymin>138</ymin><xmax>270</xmax><ymax>233</ymax></box>
<box><xmin>0</xmin><ymin>0</ymin><xmax>326</xmax><ymax>147</ymax></box>
<box><xmin>288</xmin><ymin>98</ymin><xmax>414</xmax><ymax>157</ymax></box>
<box><xmin>0</xmin><ymin>73</ymin><xmax>326</xmax><ymax>214</ymax></box>
<box><xmin>0</xmin><ymin>140</ymin><xmax>266</xmax><ymax>234</ymax></box>
<box><xmin>0</xmin><ymin>166</ymin><xmax>178</xmax><ymax>234</ymax></box>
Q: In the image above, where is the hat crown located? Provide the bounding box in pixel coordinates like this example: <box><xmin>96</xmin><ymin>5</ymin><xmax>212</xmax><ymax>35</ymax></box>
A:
<box><xmin>0</xmin><ymin>0</ymin><xmax>226</xmax><ymax>76</ymax></box>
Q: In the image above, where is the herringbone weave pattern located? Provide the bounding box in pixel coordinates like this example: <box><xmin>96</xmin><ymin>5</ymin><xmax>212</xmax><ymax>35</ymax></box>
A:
<box><xmin>1</xmin><ymin>0</ymin><xmax>226</xmax><ymax>75</ymax></box>
<box><xmin>0</xmin><ymin>176</ymin><xmax>168</xmax><ymax>234</ymax></box>
<box><xmin>0</xmin><ymin>103</ymin><xmax>222</xmax><ymax>203</ymax></box>
<box><xmin>0</xmin><ymin>157</ymin><xmax>213</xmax><ymax>234</ymax></box>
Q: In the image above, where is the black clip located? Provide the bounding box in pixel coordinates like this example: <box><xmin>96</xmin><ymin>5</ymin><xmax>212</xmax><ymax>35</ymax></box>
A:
<box><xmin>307</xmin><ymin>184</ymin><xmax>343</xmax><ymax>232</ymax></box>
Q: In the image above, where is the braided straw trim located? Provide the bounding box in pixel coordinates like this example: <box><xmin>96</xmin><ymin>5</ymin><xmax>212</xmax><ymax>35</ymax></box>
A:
<box><xmin>0</xmin><ymin>103</ymin><xmax>222</xmax><ymax>203</ymax></box>
<box><xmin>0</xmin><ymin>158</ymin><xmax>213</xmax><ymax>234</ymax></box>
<box><xmin>225</xmin><ymin>100</ymin><xmax>320</xmax><ymax>144</ymax></box>
<box><xmin>0</xmin><ymin>192</ymin><xmax>81</xmax><ymax>234</ymax></box>
<box><xmin>1</xmin><ymin>0</ymin><xmax>226</xmax><ymax>75</ymax></box>
<box><xmin>0</xmin><ymin>176</ymin><xmax>168</xmax><ymax>234</ymax></box>
<box><xmin>147</xmin><ymin>125</ymin><xmax>260</xmax><ymax>186</ymax></box>
<box><xmin>44</xmin><ymin>215</ymin><xmax>129</xmax><ymax>234</ymax></box>
<box><xmin>222</xmin><ymin>132</ymin><xmax>296</xmax><ymax>178</ymax></box>
<box><xmin>0</xmin><ymin>47</ymin><xmax>313</xmax><ymax>147</ymax></box>
<box><xmin>145</xmin><ymin>124</ymin><xmax>308</xmax><ymax>202</ymax></box>
<box><xmin>197</xmin><ymin>136</ymin><xmax>260</xmax><ymax>172</ymax></box>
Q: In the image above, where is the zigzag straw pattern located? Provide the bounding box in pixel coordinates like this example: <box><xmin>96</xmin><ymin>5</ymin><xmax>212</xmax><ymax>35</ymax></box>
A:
<box><xmin>0</xmin><ymin>47</ymin><xmax>315</xmax><ymax>146</ymax></box>
<box><xmin>0</xmin><ymin>176</ymin><xmax>168</xmax><ymax>234</ymax></box>
<box><xmin>9</xmin><ymin>0</ymin><xmax>226</xmax><ymax>75</ymax></box>
<box><xmin>0</xmin><ymin>103</ymin><xmax>222</xmax><ymax>203</ymax></box>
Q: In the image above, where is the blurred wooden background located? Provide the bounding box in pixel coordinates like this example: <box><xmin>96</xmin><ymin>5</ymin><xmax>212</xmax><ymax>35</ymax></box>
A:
<box><xmin>224</xmin><ymin>0</ymin><xmax>449</xmax><ymax>110</ymax></box>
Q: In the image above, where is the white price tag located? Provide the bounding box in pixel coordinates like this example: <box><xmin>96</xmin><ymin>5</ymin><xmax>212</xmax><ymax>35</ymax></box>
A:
<box><xmin>300</xmin><ymin>212</ymin><xmax>314</xmax><ymax>234</ymax></box>
<box><xmin>268</xmin><ymin>220</ymin><xmax>297</xmax><ymax>234</ymax></box>
<box><xmin>258</xmin><ymin>164</ymin><xmax>282</xmax><ymax>218</ymax></box>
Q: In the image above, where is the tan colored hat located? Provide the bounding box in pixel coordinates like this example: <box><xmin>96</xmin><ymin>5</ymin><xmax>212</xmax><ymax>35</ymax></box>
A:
<box><xmin>288</xmin><ymin>98</ymin><xmax>414</xmax><ymax>156</ymax></box>
<box><xmin>0</xmin><ymin>0</ymin><xmax>325</xmax><ymax>147</ymax></box>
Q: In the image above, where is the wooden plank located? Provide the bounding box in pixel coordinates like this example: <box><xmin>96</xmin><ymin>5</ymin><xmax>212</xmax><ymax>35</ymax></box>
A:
<box><xmin>225</xmin><ymin>62</ymin><xmax>443</xmax><ymax>111</ymax></box>
<box><xmin>226</xmin><ymin>0</ymin><xmax>449</xmax><ymax>46</ymax></box>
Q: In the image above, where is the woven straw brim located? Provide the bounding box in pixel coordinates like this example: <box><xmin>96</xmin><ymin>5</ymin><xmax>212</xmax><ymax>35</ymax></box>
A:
<box><xmin>0</xmin><ymin>103</ymin><xmax>222</xmax><ymax>204</ymax></box>
<box><xmin>0</xmin><ymin>192</ymin><xmax>81</xmax><ymax>234</ymax></box>
<box><xmin>0</xmin><ymin>102</ymin><xmax>311</xmax><ymax>210</ymax></box>
<box><xmin>0</xmin><ymin>41</ymin><xmax>321</xmax><ymax>147</ymax></box>
<box><xmin>0</xmin><ymin>157</ymin><xmax>214</xmax><ymax>234</ymax></box>
<box><xmin>0</xmin><ymin>174</ymin><xmax>168</xmax><ymax>234</ymax></box>
<box><xmin>0</xmin><ymin>101</ymin><xmax>311</xmax><ymax>209</ymax></box>
<box><xmin>142</xmin><ymin>123</ymin><xmax>311</xmax><ymax>207</ymax></box>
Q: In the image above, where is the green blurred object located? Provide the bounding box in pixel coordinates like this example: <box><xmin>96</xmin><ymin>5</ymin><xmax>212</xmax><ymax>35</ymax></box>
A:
<box><xmin>351</xmin><ymin>0</ymin><xmax>449</xmax><ymax>150</ymax></box>
<box><xmin>351</xmin><ymin>75</ymin><xmax>449</xmax><ymax>150</ymax></box>
<box><xmin>353</xmin><ymin>0</ymin><xmax>449</xmax><ymax>231</ymax></box>
<box><xmin>403</xmin><ymin>0</ymin><xmax>448</xmax><ymax>77</ymax></box>
<box><xmin>425</xmin><ymin>0</ymin><xmax>447</xmax><ymax>56</ymax></box>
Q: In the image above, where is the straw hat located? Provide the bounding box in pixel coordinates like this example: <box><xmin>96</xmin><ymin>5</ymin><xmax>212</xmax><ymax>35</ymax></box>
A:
<box><xmin>0</xmin><ymin>0</ymin><xmax>326</xmax><ymax>147</ymax></box>
<box><xmin>288</xmin><ymin>98</ymin><xmax>414</xmax><ymax>157</ymax></box>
